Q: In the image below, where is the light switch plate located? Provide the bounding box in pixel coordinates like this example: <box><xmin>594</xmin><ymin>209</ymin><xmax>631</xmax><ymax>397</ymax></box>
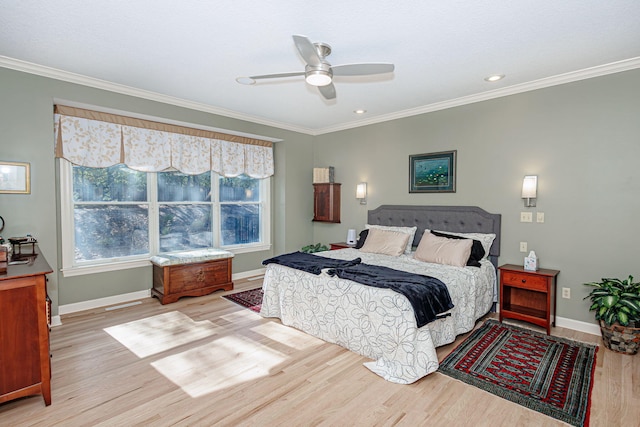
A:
<box><xmin>520</xmin><ymin>242</ymin><xmax>527</xmax><ymax>252</ymax></box>
<box><xmin>520</xmin><ymin>212</ymin><xmax>533</xmax><ymax>222</ymax></box>
<box><xmin>537</xmin><ymin>212</ymin><xmax>545</xmax><ymax>223</ymax></box>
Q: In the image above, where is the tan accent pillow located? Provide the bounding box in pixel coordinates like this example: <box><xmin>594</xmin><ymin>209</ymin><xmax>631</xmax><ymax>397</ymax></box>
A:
<box><xmin>365</xmin><ymin>224</ymin><xmax>417</xmax><ymax>254</ymax></box>
<box><xmin>427</xmin><ymin>229</ymin><xmax>496</xmax><ymax>259</ymax></box>
<box><xmin>414</xmin><ymin>231</ymin><xmax>473</xmax><ymax>267</ymax></box>
<box><xmin>359</xmin><ymin>228</ymin><xmax>411</xmax><ymax>257</ymax></box>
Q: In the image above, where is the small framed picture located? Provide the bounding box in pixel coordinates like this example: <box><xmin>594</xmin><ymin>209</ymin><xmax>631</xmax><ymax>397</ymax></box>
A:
<box><xmin>0</xmin><ymin>161</ymin><xmax>31</xmax><ymax>194</ymax></box>
<box><xmin>409</xmin><ymin>150</ymin><xmax>456</xmax><ymax>193</ymax></box>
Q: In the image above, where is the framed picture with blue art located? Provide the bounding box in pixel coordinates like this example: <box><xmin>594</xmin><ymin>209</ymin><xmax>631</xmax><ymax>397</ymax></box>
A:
<box><xmin>409</xmin><ymin>150</ymin><xmax>456</xmax><ymax>193</ymax></box>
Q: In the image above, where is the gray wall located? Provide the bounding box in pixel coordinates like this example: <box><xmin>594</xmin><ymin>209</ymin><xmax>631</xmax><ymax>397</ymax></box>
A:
<box><xmin>2</xmin><ymin>65</ymin><xmax>639</xmax><ymax>325</ymax></box>
<box><xmin>313</xmin><ymin>69</ymin><xmax>640</xmax><ymax>325</ymax></box>
<box><xmin>0</xmin><ymin>67</ymin><xmax>314</xmax><ymax>313</ymax></box>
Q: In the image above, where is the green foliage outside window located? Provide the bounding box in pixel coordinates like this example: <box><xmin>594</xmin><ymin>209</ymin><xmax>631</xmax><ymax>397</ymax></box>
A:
<box><xmin>73</xmin><ymin>164</ymin><xmax>146</xmax><ymax>202</ymax></box>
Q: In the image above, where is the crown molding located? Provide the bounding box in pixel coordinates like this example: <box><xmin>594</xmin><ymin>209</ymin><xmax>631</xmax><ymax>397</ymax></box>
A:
<box><xmin>0</xmin><ymin>55</ymin><xmax>314</xmax><ymax>135</ymax></box>
<box><xmin>316</xmin><ymin>56</ymin><xmax>640</xmax><ymax>135</ymax></box>
<box><xmin>2</xmin><ymin>55</ymin><xmax>639</xmax><ymax>136</ymax></box>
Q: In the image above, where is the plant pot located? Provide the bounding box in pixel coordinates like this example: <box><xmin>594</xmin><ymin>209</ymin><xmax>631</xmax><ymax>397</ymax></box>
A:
<box><xmin>599</xmin><ymin>320</ymin><xmax>640</xmax><ymax>355</ymax></box>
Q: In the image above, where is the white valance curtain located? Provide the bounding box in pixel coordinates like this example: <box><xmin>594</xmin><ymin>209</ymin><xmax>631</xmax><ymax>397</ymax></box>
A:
<box><xmin>54</xmin><ymin>105</ymin><xmax>274</xmax><ymax>178</ymax></box>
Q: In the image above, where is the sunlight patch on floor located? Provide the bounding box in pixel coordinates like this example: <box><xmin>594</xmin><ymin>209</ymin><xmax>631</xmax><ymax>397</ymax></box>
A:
<box><xmin>251</xmin><ymin>322</ymin><xmax>325</xmax><ymax>350</ymax></box>
<box><xmin>151</xmin><ymin>335</ymin><xmax>287</xmax><ymax>397</ymax></box>
<box><xmin>220</xmin><ymin>309</ymin><xmax>262</xmax><ymax>322</ymax></box>
<box><xmin>104</xmin><ymin>311</ymin><xmax>218</xmax><ymax>358</ymax></box>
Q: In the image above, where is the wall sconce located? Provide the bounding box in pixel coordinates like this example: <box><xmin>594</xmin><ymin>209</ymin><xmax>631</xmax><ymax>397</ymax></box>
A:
<box><xmin>356</xmin><ymin>182</ymin><xmax>367</xmax><ymax>205</ymax></box>
<box><xmin>521</xmin><ymin>175</ymin><xmax>537</xmax><ymax>207</ymax></box>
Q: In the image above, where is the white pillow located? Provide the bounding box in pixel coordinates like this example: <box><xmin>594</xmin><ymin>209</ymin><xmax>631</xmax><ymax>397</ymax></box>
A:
<box><xmin>359</xmin><ymin>228</ymin><xmax>411</xmax><ymax>257</ymax></box>
<box><xmin>428</xmin><ymin>229</ymin><xmax>496</xmax><ymax>258</ymax></box>
<box><xmin>414</xmin><ymin>231</ymin><xmax>473</xmax><ymax>267</ymax></box>
<box><xmin>365</xmin><ymin>224</ymin><xmax>417</xmax><ymax>254</ymax></box>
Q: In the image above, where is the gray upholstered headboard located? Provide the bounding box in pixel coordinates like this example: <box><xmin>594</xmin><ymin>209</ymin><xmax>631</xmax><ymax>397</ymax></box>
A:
<box><xmin>367</xmin><ymin>205</ymin><xmax>501</xmax><ymax>268</ymax></box>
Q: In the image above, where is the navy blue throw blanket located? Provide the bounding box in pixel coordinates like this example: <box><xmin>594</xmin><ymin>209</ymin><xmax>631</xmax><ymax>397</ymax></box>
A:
<box><xmin>262</xmin><ymin>251</ymin><xmax>362</xmax><ymax>275</ymax></box>
<box><xmin>327</xmin><ymin>264</ymin><xmax>454</xmax><ymax>327</ymax></box>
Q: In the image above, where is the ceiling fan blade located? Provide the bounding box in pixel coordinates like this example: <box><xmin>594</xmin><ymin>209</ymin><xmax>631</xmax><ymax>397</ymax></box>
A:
<box><xmin>249</xmin><ymin>71</ymin><xmax>305</xmax><ymax>80</ymax></box>
<box><xmin>318</xmin><ymin>83</ymin><xmax>336</xmax><ymax>100</ymax></box>
<box><xmin>293</xmin><ymin>35</ymin><xmax>322</xmax><ymax>66</ymax></box>
<box><xmin>331</xmin><ymin>63</ymin><xmax>395</xmax><ymax>76</ymax></box>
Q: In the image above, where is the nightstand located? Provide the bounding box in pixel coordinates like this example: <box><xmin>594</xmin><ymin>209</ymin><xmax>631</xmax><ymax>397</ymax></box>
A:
<box><xmin>330</xmin><ymin>242</ymin><xmax>354</xmax><ymax>250</ymax></box>
<box><xmin>498</xmin><ymin>264</ymin><xmax>560</xmax><ymax>334</ymax></box>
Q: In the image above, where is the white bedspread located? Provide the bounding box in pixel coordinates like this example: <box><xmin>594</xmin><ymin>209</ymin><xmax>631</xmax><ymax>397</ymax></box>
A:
<box><xmin>260</xmin><ymin>248</ymin><xmax>496</xmax><ymax>384</ymax></box>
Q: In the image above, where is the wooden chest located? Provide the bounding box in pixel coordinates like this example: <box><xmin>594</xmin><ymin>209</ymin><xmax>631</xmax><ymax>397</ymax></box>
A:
<box><xmin>151</xmin><ymin>252</ymin><xmax>233</xmax><ymax>304</ymax></box>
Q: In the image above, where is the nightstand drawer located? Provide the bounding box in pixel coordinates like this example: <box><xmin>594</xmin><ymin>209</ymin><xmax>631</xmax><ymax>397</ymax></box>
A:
<box><xmin>501</xmin><ymin>271</ymin><xmax>548</xmax><ymax>291</ymax></box>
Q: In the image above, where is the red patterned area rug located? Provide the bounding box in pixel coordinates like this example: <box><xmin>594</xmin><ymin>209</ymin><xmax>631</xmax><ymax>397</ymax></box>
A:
<box><xmin>438</xmin><ymin>319</ymin><xmax>598</xmax><ymax>427</ymax></box>
<box><xmin>222</xmin><ymin>288</ymin><xmax>263</xmax><ymax>313</ymax></box>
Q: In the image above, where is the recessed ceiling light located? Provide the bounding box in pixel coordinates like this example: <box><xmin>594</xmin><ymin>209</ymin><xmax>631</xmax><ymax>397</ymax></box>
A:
<box><xmin>354</xmin><ymin>109</ymin><xmax>367</xmax><ymax>114</ymax></box>
<box><xmin>484</xmin><ymin>74</ymin><xmax>505</xmax><ymax>82</ymax></box>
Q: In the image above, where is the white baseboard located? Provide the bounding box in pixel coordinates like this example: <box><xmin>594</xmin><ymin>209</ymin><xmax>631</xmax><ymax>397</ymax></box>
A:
<box><xmin>55</xmin><ymin>270</ymin><xmax>600</xmax><ymax>338</ymax></box>
<box><xmin>556</xmin><ymin>316</ymin><xmax>600</xmax><ymax>336</ymax></box>
<box><xmin>495</xmin><ymin>307</ymin><xmax>600</xmax><ymax>337</ymax></box>
<box><xmin>233</xmin><ymin>268</ymin><xmax>266</xmax><ymax>281</ymax></box>
<box><xmin>58</xmin><ymin>289</ymin><xmax>151</xmax><ymax>317</ymax></box>
<box><xmin>55</xmin><ymin>269</ymin><xmax>267</xmax><ymax>322</ymax></box>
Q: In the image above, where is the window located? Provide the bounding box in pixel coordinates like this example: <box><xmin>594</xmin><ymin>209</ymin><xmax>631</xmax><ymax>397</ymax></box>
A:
<box><xmin>219</xmin><ymin>175</ymin><xmax>261</xmax><ymax>246</ymax></box>
<box><xmin>158</xmin><ymin>171</ymin><xmax>212</xmax><ymax>252</ymax></box>
<box><xmin>60</xmin><ymin>161</ymin><xmax>270</xmax><ymax>276</ymax></box>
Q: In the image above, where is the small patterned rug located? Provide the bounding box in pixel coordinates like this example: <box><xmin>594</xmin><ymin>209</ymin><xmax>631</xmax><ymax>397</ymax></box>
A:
<box><xmin>438</xmin><ymin>319</ymin><xmax>598</xmax><ymax>427</ymax></box>
<box><xmin>222</xmin><ymin>288</ymin><xmax>263</xmax><ymax>313</ymax></box>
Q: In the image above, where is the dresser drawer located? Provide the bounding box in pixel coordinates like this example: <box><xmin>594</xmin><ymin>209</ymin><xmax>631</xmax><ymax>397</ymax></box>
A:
<box><xmin>501</xmin><ymin>271</ymin><xmax>548</xmax><ymax>291</ymax></box>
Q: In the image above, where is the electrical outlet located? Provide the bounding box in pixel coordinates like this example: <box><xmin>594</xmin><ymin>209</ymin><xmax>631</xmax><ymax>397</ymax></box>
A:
<box><xmin>562</xmin><ymin>287</ymin><xmax>571</xmax><ymax>299</ymax></box>
<box><xmin>519</xmin><ymin>242</ymin><xmax>527</xmax><ymax>252</ymax></box>
<box><xmin>520</xmin><ymin>212</ymin><xmax>533</xmax><ymax>222</ymax></box>
<box><xmin>537</xmin><ymin>212</ymin><xmax>545</xmax><ymax>223</ymax></box>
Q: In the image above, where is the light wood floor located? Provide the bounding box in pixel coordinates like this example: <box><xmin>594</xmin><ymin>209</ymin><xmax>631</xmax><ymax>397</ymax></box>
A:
<box><xmin>1</xmin><ymin>276</ymin><xmax>638</xmax><ymax>426</ymax></box>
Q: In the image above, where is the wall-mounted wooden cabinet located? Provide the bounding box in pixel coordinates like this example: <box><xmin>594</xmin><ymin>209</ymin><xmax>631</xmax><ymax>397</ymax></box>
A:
<box><xmin>313</xmin><ymin>183</ymin><xmax>341</xmax><ymax>223</ymax></box>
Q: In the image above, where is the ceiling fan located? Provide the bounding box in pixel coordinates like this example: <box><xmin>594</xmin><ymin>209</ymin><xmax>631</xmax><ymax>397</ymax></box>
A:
<box><xmin>236</xmin><ymin>35</ymin><xmax>395</xmax><ymax>100</ymax></box>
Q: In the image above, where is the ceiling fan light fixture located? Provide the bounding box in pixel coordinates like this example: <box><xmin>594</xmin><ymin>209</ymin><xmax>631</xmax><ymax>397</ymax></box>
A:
<box><xmin>305</xmin><ymin>70</ymin><xmax>332</xmax><ymax>86</ymax></box>
<box><xmin>240</xmin><ymin>35</ymin><xmax>394</xmax><ymax>99</ymax></box>
<box><xmin>236</xmin><ymin>76</ymin><xmax>256</xmax><ymax>85</ymax></box>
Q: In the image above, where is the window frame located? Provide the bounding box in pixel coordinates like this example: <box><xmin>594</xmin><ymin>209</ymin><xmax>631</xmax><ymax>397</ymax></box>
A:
<box><xmin>59</xmin><ymin>160</ymin><xmax>271</xmax><ymax>277</ymax></box>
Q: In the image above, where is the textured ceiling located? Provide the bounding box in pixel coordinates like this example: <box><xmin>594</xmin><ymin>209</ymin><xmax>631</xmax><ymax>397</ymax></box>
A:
<box><xmin>1</xmin><ymin>0</ymin><xmax>640</xmax><ymax>135</ymax></box>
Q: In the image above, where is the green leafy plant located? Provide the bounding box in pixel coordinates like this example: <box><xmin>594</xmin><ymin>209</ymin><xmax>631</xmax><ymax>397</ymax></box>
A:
<box><xmin>584</xmin><ymin>276</ymin><xmax>640</xmax><ymax>326</ymax></box>
<box><xmin>301</xmin><ymin>243</ymin><xmax>328</xmax><ymax>253</ymax></box>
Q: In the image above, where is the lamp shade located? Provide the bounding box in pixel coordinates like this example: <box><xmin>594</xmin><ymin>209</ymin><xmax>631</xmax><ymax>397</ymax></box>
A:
<box><xmin>356</xmin><ymin>182</ymin><xmax>367</xmax><ymax>205</ymax></box>
<box><xmin>521</xmin><ymin>175</ymin><xmax>537</xmax><ymax>198</ymax></box>
<box><xmin>346</xmin><ymin>229</ymin><xmax>357</xmax><ymax>245</ymax></box>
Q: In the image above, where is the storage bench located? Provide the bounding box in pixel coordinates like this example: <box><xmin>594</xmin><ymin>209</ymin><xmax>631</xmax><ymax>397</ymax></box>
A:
<box><xmin>150</xmin><ymin>249</ymin><xmax>234</xmax><ymax>304</ymax></box>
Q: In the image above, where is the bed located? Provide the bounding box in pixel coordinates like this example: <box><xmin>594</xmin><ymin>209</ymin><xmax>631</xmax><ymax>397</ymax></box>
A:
<box><xmin>260</xmin><ymin>205</ymin><xmax>501</xmax><ymax>384</ymax></box>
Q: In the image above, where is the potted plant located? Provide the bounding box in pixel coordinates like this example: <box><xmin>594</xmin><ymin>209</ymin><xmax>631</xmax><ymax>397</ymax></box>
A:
<box><xmin>301</xmin><ymin>243</ymin><xmax>328</xmax><ymax>253</ymax></box>
<box><xmin>584</xmin><ymin>275</ymin><xmax>640</xmax><ymax>354</ymax></box>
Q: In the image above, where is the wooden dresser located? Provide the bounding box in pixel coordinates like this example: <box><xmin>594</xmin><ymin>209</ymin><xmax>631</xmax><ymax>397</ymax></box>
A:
<box><xmin>151</xmin><ymin>249</ymin><xmax>234</xmax><ymax>304</ymax></box>
<box><xmin>0</xmin><ymin>247</ymin><xmax>53</xmax><ymax>406</ymax></box>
